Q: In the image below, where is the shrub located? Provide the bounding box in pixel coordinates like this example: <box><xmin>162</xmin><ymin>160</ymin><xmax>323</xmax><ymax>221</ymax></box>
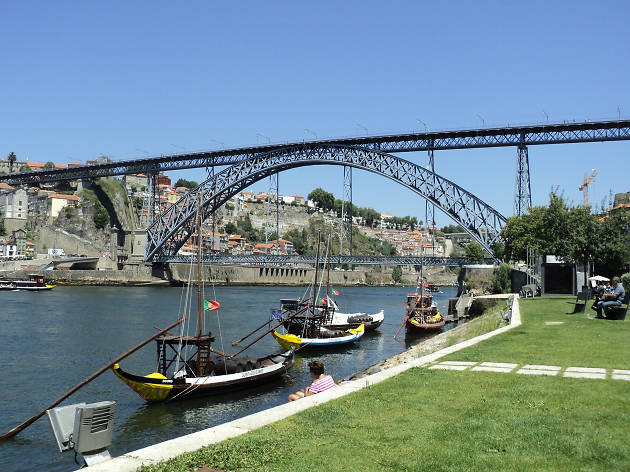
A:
<box><xmin>621</xmin><ymin>273</ymin><xmax>630</xmax><ymax>294</ymax></box>
<box><xmin>491</xmin><ymin>263</ymin><xmax>512</xmax><ymax>294</ymax></box>
<box><xmin>392</xmin><ymin>266</ymin><xmax>402</xmax><ymax>283</ymax></box>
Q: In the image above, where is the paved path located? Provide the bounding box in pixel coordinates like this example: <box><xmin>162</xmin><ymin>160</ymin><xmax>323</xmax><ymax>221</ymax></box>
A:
<box><xmin>429</xmin><ymin>360</ymin><xmax>630</xmax><ymax>380</ymax></box>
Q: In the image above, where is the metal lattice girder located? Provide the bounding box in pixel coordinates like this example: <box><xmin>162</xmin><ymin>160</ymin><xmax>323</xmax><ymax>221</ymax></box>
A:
<box><xmin>514</xmin><ymin>145</ymin><xmax>532</xmax><ymax>216</ymax></box>
<box><xmin>157</xmin><ymin>254</ymin><xmax>494</xmax><ymax>266</ymax></box>
<box><xmin>2</xmin><ymin>120</ymin><xmax>629</xmax><ymax>185</ymax></box>
<box><xmin>145</xmin><ymin>144</ymin><xmax>508</xmax><ymax>261</ymax></box>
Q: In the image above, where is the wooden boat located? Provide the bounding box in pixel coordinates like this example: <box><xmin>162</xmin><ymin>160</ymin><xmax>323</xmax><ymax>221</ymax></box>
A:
<box><xmin>112</xmin><ymin>195</ymin><xmax>294</xmax><ymax>403</ymax></box>
<box><xmin>279</xmin><ymin>298</ymin><xmax>384</xmax><ymax>331</ymax></box>
<box><xmin>273</xmin><ymin>323</ymin><xmax>364</xmax><ymax>350</ymax></box>
<box><xmin>0</xmin><ymin>274</ymin><xmax>55</xmax><ymax>291</ymax></box>
<box><xmin>406</xmin><ymin>292</ymin><xmax>445</xmax><ymax>331</ymax></box>
<box><xmin>113</xmin><ymin>348</ymin><xmax>294</xmax><ymax>402</ymax></box>
<box><xmin>427</xmin><ymin>283</ymin><xmax>441</xmax><ymax>293</ymax></box>
<box><xmin>271</xmin><ymin>234</ymin><xmax>368</xmax><ymax>350</ymax></box>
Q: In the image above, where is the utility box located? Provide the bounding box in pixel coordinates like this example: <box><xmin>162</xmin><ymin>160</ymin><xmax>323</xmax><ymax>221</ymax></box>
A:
<box><xmin>46</xmin><ymin>400</ymin><xmax>116</xmax><ymax>467</ymax></box>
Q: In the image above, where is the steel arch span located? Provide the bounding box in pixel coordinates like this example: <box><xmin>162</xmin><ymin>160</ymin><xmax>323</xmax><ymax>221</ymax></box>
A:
<box><xmin>145</xmin><ymin>144</ymin><xmax>507</xmax><ymax>261</ymax></box>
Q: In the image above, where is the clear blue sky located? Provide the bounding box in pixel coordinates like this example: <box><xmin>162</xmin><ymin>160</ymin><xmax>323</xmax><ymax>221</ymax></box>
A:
<box><xmin>1</xmin><ymin>2</ymin><xmax>629</xmax><ymax>226</ymax></box>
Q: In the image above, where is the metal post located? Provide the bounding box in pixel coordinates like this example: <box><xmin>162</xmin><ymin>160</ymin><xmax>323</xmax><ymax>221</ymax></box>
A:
<box><xmin>206</xmin><ymin>166</ymin><xmax>215</xmax><ymax>253</ymax></box>
<box><xmin>425</xmin><ymin>146</ymin><xmax>435</xmax><ymax>255</ymax></box>
<box><xmin>514</xmin><ymin>143</ymin><xmax>532</xmax><ymax>216</ymax></box>
<box><xmin>265</xmin><ymin>173</ymin><xmax>279</xmax><ymax>254</ymax></box>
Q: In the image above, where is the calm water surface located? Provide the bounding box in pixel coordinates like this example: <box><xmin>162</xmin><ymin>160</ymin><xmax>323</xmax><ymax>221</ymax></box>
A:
<box><xmin>0</xmin><ymin>284</ymin><xmax>458</xmax><ymax>472</ymax></box>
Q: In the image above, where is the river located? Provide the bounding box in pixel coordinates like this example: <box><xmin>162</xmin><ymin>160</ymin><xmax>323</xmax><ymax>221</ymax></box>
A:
<box><xmin>0</xmin><ymin>284</ymin><xmax>458</xmax><ymax>472</ymax></box>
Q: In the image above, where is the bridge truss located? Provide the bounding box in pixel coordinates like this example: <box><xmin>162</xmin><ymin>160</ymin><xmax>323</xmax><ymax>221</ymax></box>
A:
<box><xmin>160</xmin><ymin>254</ymin><xmax>493</xmax><ymax>266</ymax></box>
<box><xmin>2</xmin><ymin>120</ymin><xmax>628</xmax><ymax>186</ymax></box>
<box><xmin>145</xmin><ymin>144</ymin><xmax>507</xmax><ymax>261</ymax></box>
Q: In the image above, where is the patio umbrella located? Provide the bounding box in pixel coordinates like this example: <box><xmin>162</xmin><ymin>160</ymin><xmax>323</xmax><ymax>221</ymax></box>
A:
<box><xmin>589</xmin><ymin>275</ymin><xmax>610</xmax><ymax>282</ymax></box>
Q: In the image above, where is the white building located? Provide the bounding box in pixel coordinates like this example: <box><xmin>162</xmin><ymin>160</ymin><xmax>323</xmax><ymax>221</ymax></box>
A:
<box><xmin>0</xmin><ymin>185</ymin><xmax>27</xmax><ymax>220</ymax></box>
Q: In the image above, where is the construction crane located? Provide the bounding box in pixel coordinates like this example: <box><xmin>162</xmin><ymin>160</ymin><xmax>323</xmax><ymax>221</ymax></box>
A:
<box><xmin>579</xmin><ymin>169</ymin><xmax>598</xmax><ymax>206</ymax></box>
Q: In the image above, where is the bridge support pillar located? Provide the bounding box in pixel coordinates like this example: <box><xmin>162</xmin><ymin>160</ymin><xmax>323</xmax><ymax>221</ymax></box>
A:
<box><xmin>514</xmin><ymin>144</ymin><xmax>532</xmax><ymax>216</ymax></box>
<box><xmin>264</xmin><ymin>173</ymin><xmax>279</xmax><ymax>251</ymax></box>
<box><xmin>340</xmin><ymin>166</ymin><xmax>353</xmax><ymax>255</ymax></box>
<box><xmin>425</xmin><ymin>146</ymin><xmax>435</xmax><ymax>254</ymax></box>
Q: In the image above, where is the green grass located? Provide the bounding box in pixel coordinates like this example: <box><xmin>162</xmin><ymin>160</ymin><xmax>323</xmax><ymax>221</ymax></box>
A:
<box><xmin>140</xmin><ymin>297</ymin><xmax>630</xmax><ymax>472</ymax></box>
<box><xmin>442</xmin><ymin>297</ymin><xmax>630</xmax><ymax>370</ymax></box>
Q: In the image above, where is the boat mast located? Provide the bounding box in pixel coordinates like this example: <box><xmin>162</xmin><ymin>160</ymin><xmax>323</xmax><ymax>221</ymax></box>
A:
<box><xmin>311</xmin><ymin>234</ymin><xmax>321</xmax><ymax>315</ymax></box>
<box><xmin>326</xmin><ymin>234</ymin><xmax>331</xmax><ymax>305</ymax></box>
<box><xmin>197</xmin><ymin>192</ymin><xmax>203</xmax><ymax>338</ymax></box>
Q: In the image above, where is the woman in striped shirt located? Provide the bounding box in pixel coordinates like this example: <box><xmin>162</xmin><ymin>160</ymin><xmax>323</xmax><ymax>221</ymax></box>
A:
<box><xmin>288</xmin><ymin>360</ymin><xmax>336</xmax><ymax>402</ymax></box>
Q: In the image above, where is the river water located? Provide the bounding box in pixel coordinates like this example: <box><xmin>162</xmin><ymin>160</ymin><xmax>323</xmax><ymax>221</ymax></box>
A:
<box><xmin>0</xmin><ymin>284</ymin><xmax>457</xmax><ymax>472</ymax></box>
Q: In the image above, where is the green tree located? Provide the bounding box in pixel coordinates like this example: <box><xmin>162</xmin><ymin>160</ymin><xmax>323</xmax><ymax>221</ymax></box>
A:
<box><xmin>283</xmin><ymin>228</ymin><xmax>309</xmax><ymax>254</ymax></box>
<box><xmin>7</xmin><ymin>152</ymin><xmax>16</xmax><ymax>174</ymax></box>
<box><xmin>441</xmin><ymin>224</ymin><xmax>465</xmax><ymax>233</ymax></box>
<box><xmin>491</xmin><ymin>263</ymin><xmax>512</xmax><ymax>294</ymax></box>
<box><xmin>308</xmin><ymin>188</ymin><xmax>335</xmax><ymax>212</ymax></box>
<box><xmin>44</xmin><ymin>161</ymin><xmax>55</xmax><ymax>170</ymax></box>
<box><xmin>563</xmin><ymin>205</ymin><xmax>602</xmax><ymax>290</ymax></box>
<box><xmin>594</xmin><ymin>208</ymin><xmax>630</xmax><ymax>277</ymax></box>
<box><xmin>464</xmin><ymin>242</ymin><xmax>484</xmax><ymax>263</ymax></box>
<box><xmin>0</xmin><ymin>209</ymin><xmax>5</xmax><ymax>236</ymax></box>
<box><xmin>19</xmin><ymin>164</ymin><xmax>31</xmax><ymax>172</ymax></box>
<box><xmin>392</xmin><ymin>266</ymin><xmax>402</xmax><ymax>283</ymax></box>
<box><xmin>224</xmin><ymin>222</ymin><xmax>238</xmax><ymax>234</ymax></box>
<box><xmin>174</xmin><ymin>179</ymin><xmax>198</xmax><ymax>189</ymax></box>
<box><xmin>93</xmin><ymin>201</ymin><xmax>109</xmax><ymax>229</ymax></box>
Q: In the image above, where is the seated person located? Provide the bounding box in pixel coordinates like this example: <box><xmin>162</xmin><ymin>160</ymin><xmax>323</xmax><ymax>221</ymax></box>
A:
<box><xmin>592</xmin><ymin>276</ymin><xmax>625</xmax><ymax>318</ymax></box>
<box><xmin>288</xmin><ymin>360</ymin><xmax>336</xmax><ymax>402</ymax></box>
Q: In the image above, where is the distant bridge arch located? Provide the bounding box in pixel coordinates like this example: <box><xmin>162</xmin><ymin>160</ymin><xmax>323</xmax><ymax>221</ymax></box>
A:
<box><xmin>145</xmin><ymin>144</ymin><xmax>507</xmax><ymax>261</ymax></box>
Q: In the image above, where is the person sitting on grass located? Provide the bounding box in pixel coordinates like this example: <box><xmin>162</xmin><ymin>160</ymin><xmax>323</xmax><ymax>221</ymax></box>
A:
<box><xmin>592</xmin><ymin>276</ymin><xmax>625</xmax><ymax>319</ymax></box>
<box><xmin>288</xmin><ymin>360</ymin><xmax>336</xmax><ymax>402</ymax></box>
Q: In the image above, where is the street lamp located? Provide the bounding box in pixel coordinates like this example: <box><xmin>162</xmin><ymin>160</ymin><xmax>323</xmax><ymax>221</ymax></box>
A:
<box><xmin>476</xmin><ymin>115</ymin><xmax>485</xmax><ymax>127</ymax></box>
<box><xmin>356</xmin><ymin>123</ymin><xmax>368</xmax><ymax>136</ymax></box>
<box><xmin>256</xmin><ymin>133</ymin><xmax>271</xmax><ymax>144</ymax></box>
<box><xmin>210</xmin><ymin>139</ymin><xmax>225</xmax><ymax>149</ymax></box>
<box><xmin>304</xmin><ymin>128</ymin><xmax>317</xmax><ymax>140</ymax></box>
<box><xmin>416</xmin><ymin>120</ymin><xmax>428</xmax><ymax>132</ymax></box>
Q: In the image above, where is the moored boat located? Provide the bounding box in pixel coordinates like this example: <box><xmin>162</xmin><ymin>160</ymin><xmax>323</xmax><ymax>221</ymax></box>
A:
<box><xmin>272</xmin><ymin>323</ymin><xmax>364</xmax><ymax>350</ymax></box>
<box><xmin>0</xmin><ymin>274</ymin><xmax>55</xmax><ymax>291</ymax></box>
<box><xmin>406</xmin><ymin>292</ymin><xmax>445</xmax><ymax>331</ymax></box>
<box><xmin>113</xmin><ymin>349</ymin><xmax>294</xmax><ymax>402</ymax></box>
<box><xmin>112</xmin><ymin>194</ymin><xmax>294</xmax><ymax>403</ymax></box>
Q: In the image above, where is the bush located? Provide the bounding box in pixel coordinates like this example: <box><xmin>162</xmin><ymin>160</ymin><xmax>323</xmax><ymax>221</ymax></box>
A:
<box><xmin>392</xmin><ymin>266</ymin><xmax>402</xmax><ymax>283</ymax></box>
<box><xmin>621</xmin><ymin>273</ymin><xmax>630</xmax><ymax>294</ymax></box>
<box><xmin>491</xmin><ymin>263</ymin><xmax>512</xmax><ymax>294</ymax></box>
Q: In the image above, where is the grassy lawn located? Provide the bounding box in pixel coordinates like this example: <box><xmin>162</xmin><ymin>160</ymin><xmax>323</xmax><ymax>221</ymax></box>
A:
<box><xmin>442</xmin><ymin>297</ymin><xmax>630</xmax><ymax>369</ymax></box>
<box><xmin>140</xmin><ymin>297</ymin><xmax>630</xmax><ymax>472</ymax></box>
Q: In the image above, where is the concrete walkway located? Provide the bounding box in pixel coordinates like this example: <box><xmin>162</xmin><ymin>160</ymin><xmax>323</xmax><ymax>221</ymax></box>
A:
<box><xmin>82</xmin><ymin>295</ymin><xmax>521</xmax><ymax>471</ymax></box>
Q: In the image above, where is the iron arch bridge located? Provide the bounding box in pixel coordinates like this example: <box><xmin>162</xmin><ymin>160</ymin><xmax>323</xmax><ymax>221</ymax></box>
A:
<box><xmin>146</xmin><ymin>144</ymin><xmax>507</xmax><ymax>262</ymax></box>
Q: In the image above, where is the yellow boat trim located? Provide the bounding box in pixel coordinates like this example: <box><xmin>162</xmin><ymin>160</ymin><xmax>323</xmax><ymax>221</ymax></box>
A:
<box><xmin>112</xmin><ymin>364</ymin><xmax>173</xmax><ymax>402</ymax></box>
<box><xmin>46</xmin><ymin>284</ymin><xmax>56</xmax><ymax>289</ymax></box>
<box><xmin>272</xmin><ymin>330</ymin><xmax>303</xmax><ymax>350</ymax></box>
<box><xmin>348</xmin><ymin>323</ymin><xmax>365</xmax><ymax>335</ymax></box>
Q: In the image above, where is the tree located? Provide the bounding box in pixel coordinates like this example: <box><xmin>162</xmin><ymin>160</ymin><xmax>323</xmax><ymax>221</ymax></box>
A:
<box><xmin>19</xmin><ymin>164</ymin><xmax>31</xmax><ymax>172</ymax></box>
<box><xmin>224</xmin><ymin>222</ymin><xmax>238</xmax><ymax>234</ymax></box>
<box><xmin>392</xmin><ymin>266</ymin><xmax>402</xmax><ymax>283</ymax></box>
<box><xmin>44</xmin><ymin>161</ymin><xmax>55</xmax><ymax>170</ymax></box>
<box><xmin>441</xmin><ymin>224</ymin><xmax>465</xmax><ymax>233</ymax></box>
<box><xmin>308</xmin><ymin>188</ymin><xmax>335</xmax><ymax>212</ymax></box>
<box><xmin>7</xmin><ymin>152</ymin><xmax>16</xmax><ymax>173</ymax></box>
<box><xmin>0</xmin><ymin>209</ymin><xmax>5</xmax><ymax>236</ymax></box>
<box><xmin>563</xmin><ymin>205</ymin><xmax>602</xmax><ymax>290</ymax></box>
<box><xmin>464</xmin><ymin>242</ymin><xmax>484</xmax><ymax>263</ymax></box>
<box><xmin>93</xmin><ymin>201</ymin><xmax>109</xmax><ymax>229</ymax></box>
<box><xmin>491</xmin><ymin>263</ymin><xmax>512</xmax><ymax>294</ymax></box>
<box><xmin>174</xmin><ymin>179</ymin><xmax>198</xmax><ymax>189</ymax></box>
<box><xmin>283</xmin><ymin>228</ymin><xmax>309</xmax><ymax>254</ymax></box>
